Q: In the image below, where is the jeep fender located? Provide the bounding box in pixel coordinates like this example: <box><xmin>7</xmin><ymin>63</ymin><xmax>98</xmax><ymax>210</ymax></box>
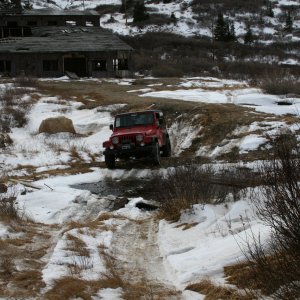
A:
<box><xmin>151</xmin><ymin>137</ymin><xmax>162</xmax><ymax>147</ymax></box>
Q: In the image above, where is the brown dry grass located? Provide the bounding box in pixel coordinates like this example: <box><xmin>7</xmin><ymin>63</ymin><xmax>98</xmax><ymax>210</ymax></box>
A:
<box><xmin>224</xmin><ymin>261</ymin><xmax>261</xmax><ymax>292</ymax></box>
<box><xmin>10</xmin><ymin>161</ymin><xmax>102</xmax><ymax>182</ymax></box>
<box><xmin>12</xmin><ymin>270</ymin><xmax>46</xmax><ymax>291</ymax></box>
<box><xmin>175</xmin><ymin>222</ymin><xmax>199</xmax><ymax>230</ymax></box>
<box><xmin>65</xmin><ymin>234</ymin><xmax>90</xmax><ymax>257</ymax></box>
<box><xmin>225</xmin><ymin>251</ymin><xmax>300</xmax><ymax>298</ymax></box>
<box><xmin>0</xmin><ymin>222</ymin><xmax>54</xmax><ymax>298</ymax></box>
<box><xmin>44</xmin><ymin>277</ymin><xmax>99</xmax><ymax>300</ymax></box>
<box><xmin>186</xmin><ymin>279</ymin><xmax>253</xmax><ymax>300</ymax></box>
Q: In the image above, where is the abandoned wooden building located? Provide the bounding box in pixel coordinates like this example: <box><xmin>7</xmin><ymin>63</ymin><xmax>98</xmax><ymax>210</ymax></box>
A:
<box><xmin>0</xmin><ymin>9</ymin><xmax>133</xmax><ymax>78</ymax></box>
<box><xmin>0</xmin><ymin>9</ymin><xmax>100</xmax><ymax>37</ymax></box>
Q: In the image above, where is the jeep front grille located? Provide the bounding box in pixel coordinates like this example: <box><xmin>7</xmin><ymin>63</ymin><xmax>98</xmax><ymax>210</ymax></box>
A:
<box><xmin>119</xmin><ymin>135</ymin><xmax>136</xmax><ymax>144</ymax></box>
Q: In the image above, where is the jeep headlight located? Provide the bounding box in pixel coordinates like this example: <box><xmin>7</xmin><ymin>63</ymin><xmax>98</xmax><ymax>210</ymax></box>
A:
<box><xmin>111</xmin><ymin>137</ymin><xmax>119</xmax><ymax>145</ymax></box>
<box><xmin>136</xmin><ymin>134</ymin><xmax>143</xmax><ymax>142</ymax></box>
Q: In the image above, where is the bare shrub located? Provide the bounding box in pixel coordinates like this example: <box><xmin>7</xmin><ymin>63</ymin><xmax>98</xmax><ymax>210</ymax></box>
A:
<box><xmin>239</xmin><ymin>130</ymin><xmax>300</xmax><ymax>299</ymax></box>
<box><xmin>123</xmin><ymin>32</ymin><xmax>300</xmax><ymax>80</ymax></box>
<box><xmin>65</xmin><ymin>234</ymin><xmax>93</xmax><ymax>276</ymax></box>
<box><xmin>4</xmin><ymin>106</ymin><xmax>28</xmax><ymax>128</ymax></box>
<box><xmin>15</xmin><ymin>76</ymin><xmax>39</xmax><ymax>88</ymax></box>
<box><xmin>68</xmin><ymin>255</ymin><xmax>93</xmax><ymax>277</ymax></box>
<box><xmin>0</xmin><ymin>253</ymin><xmax>15</xmax><ymax>279</ymax></box>
<box><xmin>0</xmin><ymin>87</ymin><xmax>32</xmax><ymax>131</ymax></box>
<box><xmin>259</xmin><ymin>73</ymin><xmax>300</xmax><ymax>95</ymax></box>
<box><xmin>0</xmin><ymin>193</ymin><xmax>21</xmax><ymax>222</ymax></box>
<box><xmin>0</xmin><ymin>87</ymin><xmax>15</xmax><ymax>105</ymax></box>
<box><xmin>152</xmin><ymin>63</ymin><xmax>184</xmax><ymax>77</ymax></box>
<box><xmin>155</xmin><ymin>164</ymin><xmax>231</xmax><ymax>221</ymax></box>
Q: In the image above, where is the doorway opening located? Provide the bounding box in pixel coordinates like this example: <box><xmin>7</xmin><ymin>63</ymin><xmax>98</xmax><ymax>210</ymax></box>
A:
<box><xmin>64</xmin><ymin>57</ymin><xmax>87</xmax><ymax>77</ymax></box>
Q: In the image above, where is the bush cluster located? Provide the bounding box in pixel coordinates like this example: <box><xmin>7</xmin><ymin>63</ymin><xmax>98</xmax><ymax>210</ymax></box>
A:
<box><xmin>153</xmin><ymin>164</ymin><xmax>246</xmax><ymax>221</ymax></box>
<box><xmin>243</xmin><ymin>131</ymin><xmax>300</xmax><ymax>299</ymax></box>
<box><xmin>0</xmin><ymin>79</ymin><xmax>34</xmax><ymax>132</ymax></box>
<box><xmin>121</xmin><ymin>33</ymin><xmax>300</xmax><ymax>82</ymax></box>
<box><xmin>0</xmin><ymin>194</ymin><xmax>20</xmax><ymax>222</ymax></box>
<box><xmin>259</xmin><ymin>73</ymin><xmax>300</xmax><ymax>95</ymax></box>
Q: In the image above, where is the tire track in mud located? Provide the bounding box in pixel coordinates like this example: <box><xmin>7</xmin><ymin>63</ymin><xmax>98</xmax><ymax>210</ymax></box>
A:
<box><xmin>111</xmin><ymin>216</ymin><xmax>181</xmax><ymax>299</ymax></box>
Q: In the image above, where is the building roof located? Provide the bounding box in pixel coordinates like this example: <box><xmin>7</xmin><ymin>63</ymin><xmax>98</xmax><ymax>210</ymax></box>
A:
<box><xmin>0</xmin><ymin>8</ymin><xmax>100</xmax><ymax>16</ymax></box>
<box><xmin>0</xmin><ymin>27</ymin><xmax>132</xmax><ymax>53</ymax></box>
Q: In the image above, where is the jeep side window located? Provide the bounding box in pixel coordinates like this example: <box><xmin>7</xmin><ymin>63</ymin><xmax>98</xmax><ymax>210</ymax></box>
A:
<box><xmin>115</xmin><ymin>118</ymin><xmax>121</xmax><ymax>127</ymax></box>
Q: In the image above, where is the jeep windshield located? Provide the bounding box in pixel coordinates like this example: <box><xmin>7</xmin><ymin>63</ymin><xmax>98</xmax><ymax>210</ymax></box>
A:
<box><xmin>115</xmin><ymin>113</ymin><xmax>154</xmax><ymax>128</ymax></box>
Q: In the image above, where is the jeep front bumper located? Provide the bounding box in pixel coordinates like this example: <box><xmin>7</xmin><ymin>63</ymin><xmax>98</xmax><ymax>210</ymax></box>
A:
<box><xmin>103</xmin><ymin>143</ymin><xmax>154</xmax><ymax>158</ymax></box>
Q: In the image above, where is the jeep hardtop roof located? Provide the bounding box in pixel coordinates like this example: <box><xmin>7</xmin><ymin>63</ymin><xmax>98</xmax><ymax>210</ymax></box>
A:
<box><xmin>115</xmin><ymin>110</ymin><xmax>163</xmax><ymax>117</ymax></box>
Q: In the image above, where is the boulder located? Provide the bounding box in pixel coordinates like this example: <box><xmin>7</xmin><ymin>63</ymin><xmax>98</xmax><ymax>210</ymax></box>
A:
<box><xmin>0</xmin><ymin>133</ymin><xmax>13</xmax><ymax>148</ymax></box>
<box><xmin>39</xmin><ymin>116</ymin><xmax>76</xmax><ymax>134</ymax></box>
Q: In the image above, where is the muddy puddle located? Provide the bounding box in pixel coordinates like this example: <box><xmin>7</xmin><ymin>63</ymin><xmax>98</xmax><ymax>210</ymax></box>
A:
<box><xmin>72</xmin><ymin>177</ymin><xmax>157</xmax><ymax>200</ymax></box>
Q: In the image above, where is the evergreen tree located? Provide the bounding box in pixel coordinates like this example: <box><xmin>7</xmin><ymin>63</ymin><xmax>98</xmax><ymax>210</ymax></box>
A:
<box><xmin>284</xmin><ymin>11</ymin><xmax>293</xmax><ymax>33</ymax></box>
<box><xmin>12</xmin><ymin>0</ymin><xmax>22</xmax><ymax>12</ymax></box>
<box><xmin>214</xmin><ymin>13</ymin><xmax>235</xmax><ymax>42</ymax></box>
<box><xmin>133</xmin><ymin>0</ymin><xmax>149</xmax><ymax>23</ymax></box>
<box><xmin>24</xmin><ymin>0</ymin><xmax>33</xmax><ymax>10</ymax></box>
<box><xmin>214</xmin><ymin>13</ymin><xmax>227</xmax><ymax>41</ymax></box>
<box><xmin>119</xmin><ymin>0</ymin><xmax>126</xmax><ymax>13</ymax></box>
<box><xmin>244</xmin><ymin>25</ymin><xmax>254</xmax><ymax>45</ymax></box>
<box><xmin>266</xmin><ymin>2</ymin><xmax>274</xmax><ymax>17</ymax></box>
<box><xmin>171</xmin><ymin>12</ymin><xmax>176</xmax><ymax>24</ymax></box>
<box><xmin>227</xmin><ymin>21</ymin><xmax>236</xmax><ymax>42</ymax></box>
<box><xmin>0</xmin><ymin>0</ymin><xmax>12</xmax><ymax>10</ymax></box>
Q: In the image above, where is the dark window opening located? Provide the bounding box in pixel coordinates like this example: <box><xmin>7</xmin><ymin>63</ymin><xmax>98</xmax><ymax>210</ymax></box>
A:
<box><xmin>118</xmin><ymin>58</ymin><xmax>128</xmax><ymax>70</ymax></box>
<box><xmin>47</xmin><ymin>21</ymin><xmax>58</xmax><ymax>26</ymax></box>
<box><xmin>27</xmin><ymin>21</ymin><xmax>37</xmax><ymax>26</ymax></box>
<box><xmin>0</xmin><ymin>26</ymin><xmax>31</xmax><ymax>37</ymax></box>
<box><xmin>43</xmin><ymin>60</ymin><xmax>58</xmax><ymax>71</ymax></box>
<box><xmin>93</xmin><ymin>60</ymin><xmax>106</xmax><ymax>71</ymax></box>
<box><xmin>16</xmin><ymin>47</ymin><xmax>29</xmax><ymax>51</ymax></box>
<box><xmin>7</xmin><ymin>21</ymin><xmax>18</xmax><ymax>27</ymax></box>
<box><xmin>0</xmin><ymin>61</ymin><xmax>11</xmax><ymax>73</ymax></box>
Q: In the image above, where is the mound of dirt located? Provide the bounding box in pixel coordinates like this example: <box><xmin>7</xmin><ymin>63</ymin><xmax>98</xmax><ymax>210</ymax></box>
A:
<box><xmin>39</xmin><ymin>116</ymin><xmax>76</xmax><ymax>134</ymax></box>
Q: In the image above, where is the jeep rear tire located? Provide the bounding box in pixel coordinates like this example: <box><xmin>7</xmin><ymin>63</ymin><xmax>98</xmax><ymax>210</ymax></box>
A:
<box><xmin>162</xmin><ymin>137</ymin><xmax>171</xmax><ymax>157</ymax></box>
<box><xmin>152</xmin><ymin>142</ymin><xmax>161</xmax><ymax>166</ymax></box>
<box><xmin>105</xmin><ymin>154</ymin><xmax>115</xmax><ymax>169</ymax></box>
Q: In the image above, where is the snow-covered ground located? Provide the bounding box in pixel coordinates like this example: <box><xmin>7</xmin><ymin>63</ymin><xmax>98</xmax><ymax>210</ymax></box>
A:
<box><xmin>0</xmin><ymin>76</ymin><xmax>299</xmax><ymax>298</ymax></box>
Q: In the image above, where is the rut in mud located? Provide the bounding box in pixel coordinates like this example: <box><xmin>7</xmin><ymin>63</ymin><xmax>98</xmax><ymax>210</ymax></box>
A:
<box><xmin>109</xmin><ymin>216</ymin><xmax>181</xmax><ymax>298</ymax></box>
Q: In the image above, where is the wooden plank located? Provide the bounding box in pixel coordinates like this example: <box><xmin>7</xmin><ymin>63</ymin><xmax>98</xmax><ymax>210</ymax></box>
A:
<box><xmin>8</xmin><ymin>179</ymin><xmax>42</xmax><ymax>190</ymax></box>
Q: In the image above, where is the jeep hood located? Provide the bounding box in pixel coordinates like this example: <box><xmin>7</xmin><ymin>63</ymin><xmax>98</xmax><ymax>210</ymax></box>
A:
<box><xmin>112</xmin><ymin>127</ymin><xmax>156</xmax><ymax>137</ymax></box>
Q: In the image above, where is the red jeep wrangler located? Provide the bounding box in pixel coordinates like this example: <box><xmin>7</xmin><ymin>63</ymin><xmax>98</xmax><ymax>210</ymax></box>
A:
<box><xmin>103</xmin><ymin>110</ymin><xmax>171</xmax><ymax>168</ymax></box>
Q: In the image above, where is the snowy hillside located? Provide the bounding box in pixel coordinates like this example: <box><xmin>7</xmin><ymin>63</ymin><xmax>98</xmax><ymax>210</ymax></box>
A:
<box><xmin>24</xmin><ymin>0</ymin><xmax>300</xmax><ymax>43</ymax></box>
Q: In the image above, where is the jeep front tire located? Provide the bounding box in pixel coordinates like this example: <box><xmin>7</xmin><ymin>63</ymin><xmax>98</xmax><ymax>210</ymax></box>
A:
<box><xmin>152</xmin><ymin>142</ymin><xmax>161</xmax><ymax>166</ymax></box>
<box><xmin>162</xmin><ymin>137</ymin><xmax>171</xmax><ymax>157</ymax></box>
